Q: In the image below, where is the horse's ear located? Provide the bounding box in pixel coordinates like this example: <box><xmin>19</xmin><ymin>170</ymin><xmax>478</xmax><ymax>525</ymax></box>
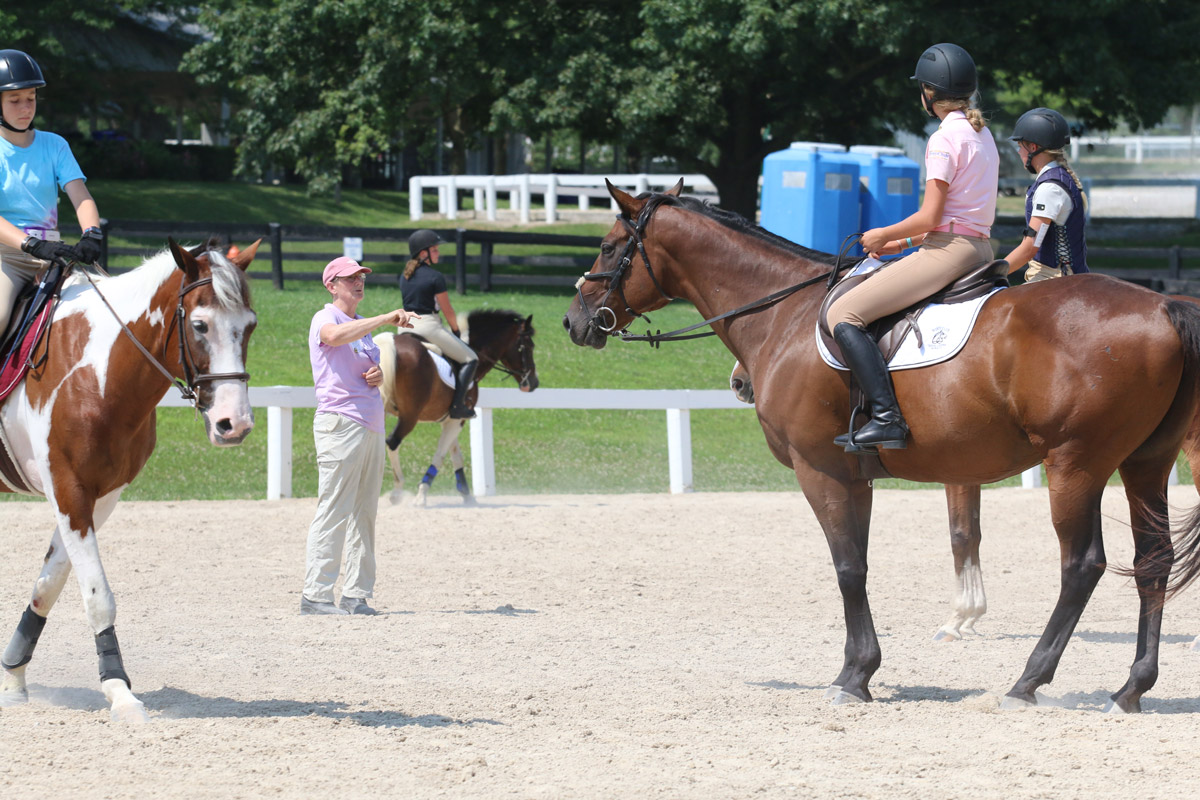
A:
<box><xmin>229</xmin><ymin>239</ymin><xmax>262</xmax><ymax>272</ymax></box>
<box><xmin>168</xmin><ymin>236</ymin><xmax>201</xmax><ymax>282</ymax></box>
<box><xmin>606</xmin><ymin>178</ymin><xmax>642</xmax><ymax>217</ymax></box>
<box><xmin>525</xmin><ymin>314</ymin><xmax>533</xmax><ymax>328</ymax></box>
<box><xmin>665</xmin><ymin>178</ymin><xmax>684</xmax><ymax>197</ymax></box>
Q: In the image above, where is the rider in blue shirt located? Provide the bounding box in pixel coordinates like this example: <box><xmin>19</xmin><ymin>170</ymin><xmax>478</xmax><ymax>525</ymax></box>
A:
<box><xmin>0</xmin><ymin>49</ymin><xmax>104</xmax><ymax>336</ymax></box>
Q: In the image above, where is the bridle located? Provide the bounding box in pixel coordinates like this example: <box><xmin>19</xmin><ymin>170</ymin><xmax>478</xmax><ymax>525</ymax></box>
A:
<box><xmin>491</xmin><ymin>326</ymin><xmax>536</xmax><ymax>389</ymax></box>
<box><xmin>84</xmin><ymin>265</ymin><xmax>251</xmax><ymax>406</ymax></box>
<box><xmin>574</xmin><ymin>194</ymin><xmax>676</xmax><ymax>334</ymax></box>
<box><xmin>576</xmin><ymin>195</ymin><xmax>856</xmax><ymax>347</ymax></box>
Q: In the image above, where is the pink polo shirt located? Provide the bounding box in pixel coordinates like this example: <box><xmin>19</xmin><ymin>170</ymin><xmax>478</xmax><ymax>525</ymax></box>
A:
<box><xmin>309</xmin><ymin>304</ymin><xmax>384</xmax><ymax>434</ymax></box>
<box><xmin>924</xmin><ymin>110</ymin><xmax>999</xmax><ymax>238</ymax></box>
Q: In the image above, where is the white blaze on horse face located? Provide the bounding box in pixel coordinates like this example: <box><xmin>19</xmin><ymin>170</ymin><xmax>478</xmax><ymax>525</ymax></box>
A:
<box><xmin>189</xmin><ymin>303</ymin><xmax>256</xmax><ymax>444</ymax></box>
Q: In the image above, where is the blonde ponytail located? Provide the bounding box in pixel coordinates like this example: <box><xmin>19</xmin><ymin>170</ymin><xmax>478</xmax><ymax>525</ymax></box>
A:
<box><xmin>929</xmin><ymin>92</ymin><xmax>987</xmax><ymax>132</ymax></box>
<box><xmin>403</xmin><ymin>258</ymin><xmax>421</xmax><ymax>280</ymax></box>
<box><xmin>1046</xmin><ymin>151</ymin><xmax>1089</xmax><ymax>213</ymax></box>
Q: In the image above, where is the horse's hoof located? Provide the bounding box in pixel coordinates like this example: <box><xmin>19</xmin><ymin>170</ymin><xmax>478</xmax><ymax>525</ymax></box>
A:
<box><xmin>932</xmin><ymin>628</ymin><xmax>962</xmax><ymax>643</ymax></box>
<box><xmin>461</xmin><ymin>495</ymin><xmax>476</xmax><ymax>506</ymax></box>
<box><xmin>823</xmin><ymin>684</ymin><xmax>843</xmax><ymax>700</ymax></box>
<box><xmin>0</xmin><ymin>687</ymin><xmax>29</xmax><ymax>707</ymax></box>
<box><xmin>830</xmin><ymin>690</ymin><xmax>865</xmax><ymax>706</ymax></box>
<box><xmin>388</xmin><ymin>491</ymin><xmax>404</xmax><ymax>506</ymax></box>
<box><xmin>999</xmin><ymin>694</ymin><xmax>1036</xmax><ymax>710</ymax></box>
<box><xmin>1191</xmin><ymin>635</ymin><xmax>1200</xmax><ymax>652</ymax></box>
<box><xmin>110</xmin><ymin>698</ymin><xmax>149</xmax><ymax>724</ymax></box>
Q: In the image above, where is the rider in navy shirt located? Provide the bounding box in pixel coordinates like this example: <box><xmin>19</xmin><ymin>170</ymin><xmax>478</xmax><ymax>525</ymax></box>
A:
<box><xmin>1002</xmin><ymin>107</ymin><xmax>1090</xmax><ymax>283</ymax></box>
<box><xmin>398</xmin><ymin>229</ymin><xmax>478</xmax><ymax>419</ymax></box>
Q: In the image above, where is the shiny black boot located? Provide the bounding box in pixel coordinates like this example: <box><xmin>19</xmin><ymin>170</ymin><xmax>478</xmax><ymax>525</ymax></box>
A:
<box><xmin>832</xmin><ymin>323</ymin><xmax>908</xmax><ymax>452</ymax></box>
<box><xmin>449</xmin><ymin>359</ymin><xmax>478</xmax><ymax>419</ymax></box>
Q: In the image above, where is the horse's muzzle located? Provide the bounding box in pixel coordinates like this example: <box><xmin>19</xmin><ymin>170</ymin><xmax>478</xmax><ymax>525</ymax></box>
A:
<box><xmin>562</xmin><ymin>310</ymin><xmax>609</xmax><ymax>350</ymax></box>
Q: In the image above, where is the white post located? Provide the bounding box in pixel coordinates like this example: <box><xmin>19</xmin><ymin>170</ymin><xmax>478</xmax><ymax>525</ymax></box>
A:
<box><xmin>1021</xmin><ymin>466</ymin><xmax>1041</xmax><ymax>489</ymax></box>
<box><xmin>519</xmin><ymin>173</ymin><xmax>531</xmax><ymax>224</ymax></box>
<box><xmin>666</xmin><ymin>408</ymin><xmax>693</xmax><ymax>494</ymax></box>
<box><xmin>1135</xmin><ymin>139</ymin><xmax>1144</xmax><ymax>164</ymax></box>
<box><xmin>636</xmin><ymin>174</ymin><xmax>650</xmax><ymax>195</ymax></box>
<box><xmin>267</xmin><ymin>405</ymin><xmax>293</xmax><ymax>500</ymax></box>
<box><xmin>473</xmin><ymin>187</ymin><xmax>484</xmax><ymax>216</ymax></box>
<box><xmin>579</xmin><ymin>191</ymin><xmax>589</xmax><ymax>211</ymax></box>
<box><xmin>446</xmin><ymin>175</ymin><xmax>458</xmax><ymax>221</ymax></box>
<box><xmin>486</xmin><ymin>176</ymin><xmax>497</xmax><ymax>222</ymax></box>
<box><xmin>437</xmin><ymin>184</ymin><xmax>447</xmax><ymax>216</ymax></box>
<box><xmin>545</xmin><ymin>173</ymin><xmax>558</xmax><ymax>224</ymax></box>
<box><xmin>469</xmin><ymin>408</ymin><xmax>496</xmax><ymax>496</ymax></box>
<box><xmin>1070</xmin><ymin>140</ymin><xmax>1079</xmax><ymax>161</ymax></box>
<box><xmin>409</xmin><ymin>177</ymin><xmax>423</xmax><ymax>220</ymax></box>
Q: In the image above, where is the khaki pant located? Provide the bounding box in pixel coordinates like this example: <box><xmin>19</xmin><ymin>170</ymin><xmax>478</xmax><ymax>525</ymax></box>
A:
<box><xmin>826</xmin><ymin>232</ymin><xmax>995</xmax><ymax>329</ymax></box>
<box><xmin>404</xmin><ymin>314</ymin><xmax>477</xmax><ymax>364</ymax></box>
<box><xmin>0</xmin><ymin>243</ymin><xmax>48</xmax><ymax>335</ymax></box>
<box><xmin>304</xmin><ymin>412</ymin><xmax>385</xmax><ymax>603</ymax></box>
<box><xmin>1023</xmin><ymin>260</ymin><xmax>1071</xmax><ymax>283</ymax></box>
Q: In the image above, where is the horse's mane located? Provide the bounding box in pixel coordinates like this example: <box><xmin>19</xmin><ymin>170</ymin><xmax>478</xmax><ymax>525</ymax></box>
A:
<box><xmin>464</xmin><ymin>308</ymin><xmax>529</xmax><ymax>345</ymax></box>
<box><xmin>641</xmin><ymin>193</ymin><xmax>840</xmax><ymax>267</ymax></box>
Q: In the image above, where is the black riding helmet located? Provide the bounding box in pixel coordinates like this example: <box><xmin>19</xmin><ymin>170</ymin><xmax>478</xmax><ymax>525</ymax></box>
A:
<box><xmin>0</xmin><ymin>49</ymin><xmax>45</xmax><ymax>91</ymax></box>
<box><xmin>408</xmin><ymin>229</ymin><xmax>444</xmax><ymax>259</ymax></box>
<box><xmin>911</xmin><ymin>43</ymin><xmax>977</xmax><ymax>99</ymax></box>
<box><xmin>1010</xmin><ymin>108</ymin><xmax>1070</xmax><ymax>174</ymax></box>
<box><xmin>0</xmin><ymin>49</ymin><xmax>46</xmax><ymax>134</ymax></box>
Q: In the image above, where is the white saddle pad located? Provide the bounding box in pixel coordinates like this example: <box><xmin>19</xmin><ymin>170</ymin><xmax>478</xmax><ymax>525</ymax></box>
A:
<box><xmin>818</xmin><ymin>259</ymin><xmax>1006</xmax><ymax>371</ymax></box>
<box><xmin>429</xmin><ymin>351</ymin><xmax>456</xmax><ymax>388</ymax></box>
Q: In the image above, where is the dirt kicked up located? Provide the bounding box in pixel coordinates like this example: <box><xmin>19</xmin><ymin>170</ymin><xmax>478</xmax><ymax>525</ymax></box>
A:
<box><xmin>2</xmin><ymin>486</ymin><xmax>1200</xmax><ymax>798</ymax></box>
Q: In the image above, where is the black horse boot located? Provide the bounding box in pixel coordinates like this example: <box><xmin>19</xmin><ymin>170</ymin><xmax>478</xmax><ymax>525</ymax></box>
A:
<box><xmin>832</xmin><ymin>322</ymin><xmax>909</xmax><ymax>452</ymax></box>
<box><xmin>448</xmin><ymin>359</ymin><xmax>478</xmax><ymax>419</ymax></box>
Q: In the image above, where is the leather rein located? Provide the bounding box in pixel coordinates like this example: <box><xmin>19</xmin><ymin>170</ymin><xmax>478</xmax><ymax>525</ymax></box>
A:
<box><xmin>82</xmin><ymin>266</ymin><xmax>250</xmax><ymax>406</ymax></box>
<box><xmin>576</xmin><ymin>196</ymin><xmax>855</xmax><ymax>347</ymax></box>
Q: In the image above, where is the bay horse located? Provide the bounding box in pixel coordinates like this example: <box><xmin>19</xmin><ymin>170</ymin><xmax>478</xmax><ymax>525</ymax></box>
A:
<box><xmin>1</xmin><ymin>239</ymin><xmax>259</xmax><ymax>722</ymax></box>
<box><xmin>375</xmin><ymin>308</ymin><xmax>537</xmax><ymax>507</ymax></box>
<box><xmin>564</xmin><ymin>180</ymin><xmax>1200</xmax><ymax>713</ymax></box>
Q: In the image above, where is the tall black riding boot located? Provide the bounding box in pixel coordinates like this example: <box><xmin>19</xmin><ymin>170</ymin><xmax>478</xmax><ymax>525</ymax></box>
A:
<box><xmin>449</xmin><ymin>359</ymin><xmax>478</xmax><ymax>419</ymax></box>
<box><xmin>832</xmin><ymin>322</ymin><xmax>908</xmax><ymax>451</ymax></box>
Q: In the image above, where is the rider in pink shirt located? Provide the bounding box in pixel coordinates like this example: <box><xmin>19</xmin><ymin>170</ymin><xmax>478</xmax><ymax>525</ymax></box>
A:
<box><xmin>825</xmin><ymin>43</ymin><xmax>999</xmax><ymax>453</ymax></box>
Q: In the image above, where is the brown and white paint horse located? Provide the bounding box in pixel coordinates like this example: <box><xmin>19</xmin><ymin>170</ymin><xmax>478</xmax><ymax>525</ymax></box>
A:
<box><xmin>375</xmin><ymin>309</ymin><xmax>538</xmax><ymax>507</ymax></box>
<box><xmin>0</xmin><ymin>239</ymin><xmax>258</xmax><ymax>722</ymax></box>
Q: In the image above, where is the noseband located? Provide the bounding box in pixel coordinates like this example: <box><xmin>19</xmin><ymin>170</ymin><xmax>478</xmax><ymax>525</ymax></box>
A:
<box><xmin>492</xmin><ymin>330</ymin><xmax>536</xmax><ymax>388</ymax></box>
<box><xmin>575</xmin><ymin>195</ymin><xmax>675</xmax><ymax>334</ymax></box>
<box><xmin>85</xmin><ymin>268</ymin><xmax>250</xmax><ymax>406</ymax></box>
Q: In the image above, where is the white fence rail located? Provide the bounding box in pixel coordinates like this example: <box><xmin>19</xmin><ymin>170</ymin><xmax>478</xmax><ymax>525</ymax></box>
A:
<box><xmin>154</xmin><ymin>387</ymin><xmax>1094</xmax><ymax>499</ymax></box>
<box><xmin>408</xmin><ymin>173</ymin><xmax>718</xmax><ymax>224</ymax></box>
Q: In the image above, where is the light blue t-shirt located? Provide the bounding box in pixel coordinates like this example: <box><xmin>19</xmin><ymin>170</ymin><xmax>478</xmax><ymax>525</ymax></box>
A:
<box><xmin>0</xmin><ymin>130</ymin><xmax>86</xmax><ymax>231</ymax></box>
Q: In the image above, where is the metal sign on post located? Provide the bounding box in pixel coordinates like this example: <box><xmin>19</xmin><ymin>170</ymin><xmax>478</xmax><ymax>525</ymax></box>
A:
<box><xmin>343</xmin><ymin>237</ymin><xmax>364</xmax><ymax>261</ymax></box>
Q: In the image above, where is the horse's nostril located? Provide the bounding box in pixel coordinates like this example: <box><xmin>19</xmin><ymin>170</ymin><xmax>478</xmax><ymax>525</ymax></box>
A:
<box><xmin>561</xmin><ymin>314</ymin><xmax>570</xmax><ymax>330</ymax></box>
<box><xmin>215</xmin><ymin>418</ymin><xmax>233</xmax><ymax>435</ymax></box>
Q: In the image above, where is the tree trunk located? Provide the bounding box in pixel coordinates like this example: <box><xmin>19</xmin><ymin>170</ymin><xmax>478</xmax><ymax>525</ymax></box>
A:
<box><xmin>708</xmin><ymin>161</ymin><xmax>761</xmax><ymax>221</ymax></box>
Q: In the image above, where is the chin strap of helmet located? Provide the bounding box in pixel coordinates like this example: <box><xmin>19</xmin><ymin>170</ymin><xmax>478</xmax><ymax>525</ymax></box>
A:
<box><xmin>0</xmin><ymin>117</ymin><xmax>33</xmax><ymax>133</ymax></box>
<box><xmin>1022</xmin><ymin>145</ymin><xmax>1045</xmax><ymax>175</ymax></box>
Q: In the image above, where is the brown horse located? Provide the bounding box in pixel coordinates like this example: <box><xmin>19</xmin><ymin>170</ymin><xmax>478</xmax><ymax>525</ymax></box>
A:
<box><xmin>1</xmin><ymin>240</ymin><xmax>259</xmax><ymax>721</ymax></box>
<box><xmin>564</xmin><ymin>181</ymin><xmax>1200</xmax><ymax>713</ymax></box>
<box><xmin>375</xmin><ymin>308</ymin><xmax>537</xmax><ymax>506</ymax></box>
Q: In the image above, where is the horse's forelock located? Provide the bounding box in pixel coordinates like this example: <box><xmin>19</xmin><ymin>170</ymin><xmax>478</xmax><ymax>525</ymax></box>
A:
<box><xmin>203</xmin><ymin>249</ymin><xmax>251</xmax><ymax>310</ymax></box>
<box><xmin>465</xmin><ymin>308</ymin><xmax>523</xmax><ymax>344</ymax></box>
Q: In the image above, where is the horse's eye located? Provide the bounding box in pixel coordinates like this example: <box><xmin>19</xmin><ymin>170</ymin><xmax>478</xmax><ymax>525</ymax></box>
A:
<box><xmin>191</xmin><ymin>320</ymin><xmax>209</xmax><ymax>335</ymax></box>
<box><xmin>601</xmin><ymin>242</ymin><xmax>615</xmax><ymax>256</ymax></box>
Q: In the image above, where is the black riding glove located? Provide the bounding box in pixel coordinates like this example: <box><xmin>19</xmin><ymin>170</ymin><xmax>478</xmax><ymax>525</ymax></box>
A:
<box><xmin>74</xmin><ymin>227</ymin><xmax>104</xmax><ymax>264</ymax></box>
<box><xmin>21</xmin><ymin>236</ymin><xmax>76</xmax><ymax>264</ymax></box>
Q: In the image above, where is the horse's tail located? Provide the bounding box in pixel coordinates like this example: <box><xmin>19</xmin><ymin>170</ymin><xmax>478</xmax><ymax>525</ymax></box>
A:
<box><xmin>1157</xmin><ymin>299</ymin><xmax>1200</xmax><ymax>598</ymax></box>
<box><xmin>373</xmin><ymin>333</ymin><xmax>399</xmax><ymax>417</ymax></box>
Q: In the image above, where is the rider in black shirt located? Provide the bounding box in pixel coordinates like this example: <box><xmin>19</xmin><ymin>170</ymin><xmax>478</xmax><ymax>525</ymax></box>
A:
<box><xmin>398</xmin><ymin>230</ymin><xmax>478</xmax><ymax>419</ymax></box>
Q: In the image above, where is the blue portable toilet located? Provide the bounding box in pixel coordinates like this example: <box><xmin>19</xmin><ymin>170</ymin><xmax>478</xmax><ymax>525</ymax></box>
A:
<box><xmin>760</xmin><ymin>142</ymin><xmax>861</xmax><ymax>255</ymax></box>
<box><xmin>847</xmin><ymin>145</ymin><xmax>921</xmax><ymax>254</ymax></box>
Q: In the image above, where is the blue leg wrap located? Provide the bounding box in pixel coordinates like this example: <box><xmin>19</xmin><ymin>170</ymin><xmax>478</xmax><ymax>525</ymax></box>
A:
<box><xmin>2</xmin><ymin>605</ymin><xmax>48</xmax><ymax>670</ymax></box>
<box><xmin>95</xmin><ymin>626</ymin><xmax>131</xmax><ymax>688</ymax></box>
<box><xmin>421</xmin><ymin>464</ymin><xmax>438</xmax><ymax>486</ymax></box>
<box><xmin>455</xmin><ymin>467</ymin><xmax>470</xmax><ymax>496</ymax></box>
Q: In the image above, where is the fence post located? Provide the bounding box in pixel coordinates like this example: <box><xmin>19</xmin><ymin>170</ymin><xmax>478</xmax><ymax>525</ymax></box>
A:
<box><xmin>99</xmin><ymin>217</ymin><xmax>110</xmax><ymax>271</ymax></box>
<box><xmin>481</xmin><ymin>241</ymin><xmax>493</xmax><ymax>292</ymax></box>
<box><xmin>454</xmin><ymin>228</ymin><xmax>467</xmax><ymax>294</ymax></box>
<box><xmin>519</xmin><ymin>173</ymin><xmax>531</xmax><ymax>224</ymax></box>
<box><xmin>447</xmin><ymin>175</ymin><xmax>458</xmax><ymax>221</ymax></box>
<box><xmin>268</xmin><ymin>222</ymin><xmax>284</xmax><ymax>290</ymax></box>
<box><xmin>267</xmin><ymin>405</ymin><xmax>293</xmax><ymax>500</ymax></box>
<box><xmin>1021</xmin><ymin>466</ymin><xmax>1041</xmax><ymax>488</ymax></box>
<box><xmin>546</xmin><ymin>173</ymin><xmax>558</xmax><ymax>224</ymax></box>
<box><xmin>469</xmin><ymin>408</ymin><xmax>496</xmax><ymax>496</ymax></box>
<box><xmin>1194</xmin><ymin>183</ymin><xmax>1200</xmax><ymax>220</ymax></box>
<box><xmin>666</xmin><ymin>408</ymin><xmax>693</xmax><ymax>493</ymax></box>
<box><xmin>409</xmin><ymin>176</ymin><xmax>423</xmax><ymax>220</ymax></box>
<box><xmin>486</xmin><ymin>176</ymin><xmax>497</xmax><ymax>222</ymax></box>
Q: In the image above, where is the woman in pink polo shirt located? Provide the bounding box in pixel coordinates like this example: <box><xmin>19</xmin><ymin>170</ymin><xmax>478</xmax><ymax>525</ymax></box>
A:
<box><xmin>826</xmin><ymin>42</ymin><xmax>999</xmax><ymax>452</ymax></box>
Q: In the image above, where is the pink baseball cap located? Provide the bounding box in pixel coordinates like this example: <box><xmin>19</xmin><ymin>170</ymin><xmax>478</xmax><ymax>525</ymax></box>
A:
<box><xmin>322</xmin><ymin>256</ymin><xmax>372</xmax><ymax>286</ymax></box>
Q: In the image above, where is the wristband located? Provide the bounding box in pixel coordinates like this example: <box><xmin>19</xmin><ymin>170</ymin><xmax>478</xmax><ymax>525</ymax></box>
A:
<box><xmin>905</xmin><ymin>237</ymin><xmax>914</xmax><ymax>248</ymax></box>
